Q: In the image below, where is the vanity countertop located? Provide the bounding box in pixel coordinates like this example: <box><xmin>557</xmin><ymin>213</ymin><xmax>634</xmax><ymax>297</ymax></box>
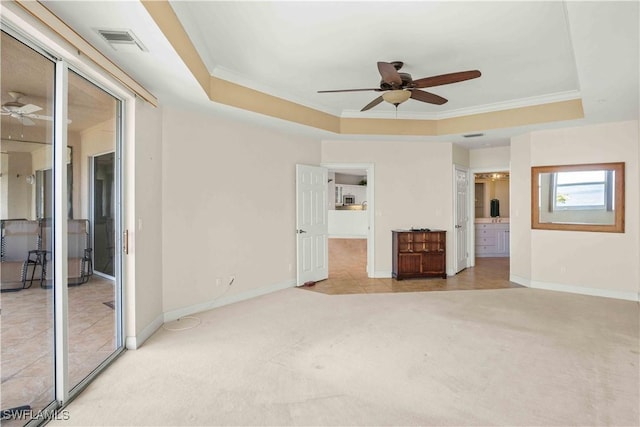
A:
<box><xmin>475</xmin><ymin>218</ymin><xmax>509</xmax><ymax>224</ymax></box>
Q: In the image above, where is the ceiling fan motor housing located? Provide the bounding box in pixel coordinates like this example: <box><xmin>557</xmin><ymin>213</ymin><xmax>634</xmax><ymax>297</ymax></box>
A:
<box><xmin>3</xmin><ymin>101</ymin><xmax>24</xmax><ymax>112</ymax></box>
<box><xmin>380</xmin><ymin>72</ymin><xmax>413</xmax><ymax>90</ymax></box>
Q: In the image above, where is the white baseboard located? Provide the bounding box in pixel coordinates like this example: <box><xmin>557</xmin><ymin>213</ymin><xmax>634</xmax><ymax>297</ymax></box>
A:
<box><xmin>163</xmin><ymin>279</ymin><xmax>296</xmax><ymax>323</ymax></box>
<box><xmin>373</xmin><ymin>270</ymin><xmax>392</xmax><ymax>278</ymax></box>
<box><xmin>125</xmin><ymin>313</ymin><xmax>164</xmax><ymax>350</ymax></box>
<box><xmin>510</xmin><ymin>274</ymin><xmax>639</xmax><ymax>301</ymax></box>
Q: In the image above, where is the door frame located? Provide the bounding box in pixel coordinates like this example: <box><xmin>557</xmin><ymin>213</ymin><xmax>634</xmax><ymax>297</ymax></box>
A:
<box><xmin>89</xmin><ymin>150</ymin><xmax>117</xmax><ymax>280</ymax></box>
<box><xmin>322</xmin><ymin>162</ymin><xmax>375</xmax><ymax>278</ymax></box>
<box><xmin>469</xmin><ymin>164</ymin><xmax>511</xmax><ymax>265</ymax></box>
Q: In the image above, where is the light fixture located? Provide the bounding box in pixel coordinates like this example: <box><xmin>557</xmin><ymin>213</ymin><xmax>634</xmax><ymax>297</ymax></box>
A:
<box><xmin>382</xmin><ymin>90</ymin><xmax>411</xmax><ymax>107</ymax></box>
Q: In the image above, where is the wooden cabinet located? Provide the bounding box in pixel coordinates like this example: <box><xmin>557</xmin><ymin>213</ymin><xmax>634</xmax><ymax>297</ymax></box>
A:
<box><xmin>392</xmin><ymin>230</ymin><xmax>447</xmax><ymax>280</ymax></box>
<box><xmin>475</xmin><ymin>223</ymin><xmax>509</xmax><ymax>257</ymax></box>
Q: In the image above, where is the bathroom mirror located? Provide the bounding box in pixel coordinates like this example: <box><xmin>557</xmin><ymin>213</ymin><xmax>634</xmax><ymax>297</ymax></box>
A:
<box><xmin>531</xmin><ymin>162</ymin><xmax>624</xmax><ymax>232</ymax></box>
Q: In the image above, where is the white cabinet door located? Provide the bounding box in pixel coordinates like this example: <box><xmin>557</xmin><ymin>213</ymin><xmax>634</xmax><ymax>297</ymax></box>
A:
<box><xmin>495</xmin><ymin>224</ymin><xmax>510</xmax><ymax>254</ymax></box>
<box><xmin>475</xmin><ymin>223</ymin><xmax>509</xmax><ymax>257</ymax></box>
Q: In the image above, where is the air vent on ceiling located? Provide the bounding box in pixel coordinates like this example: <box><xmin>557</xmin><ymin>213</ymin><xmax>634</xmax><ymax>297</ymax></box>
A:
<box><xmin>97</xmin><ymin>29</ymin><xmax>147</xmax><ymax>52</ymax></box>
<box><xmin>463</xmin><ymin>133</ymin><xmax>484</xmax><ymax>138</ymax></box>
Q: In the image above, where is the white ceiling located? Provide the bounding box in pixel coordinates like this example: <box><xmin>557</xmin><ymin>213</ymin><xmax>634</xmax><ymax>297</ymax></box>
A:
<box><xmin>39</xmin><ymin>1</ymin><xmax>639</xmax><ymax>148</ymax></box>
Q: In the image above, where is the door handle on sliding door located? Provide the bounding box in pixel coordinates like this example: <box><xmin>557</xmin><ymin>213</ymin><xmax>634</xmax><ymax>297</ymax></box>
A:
<box><xmin>123</xmin><ymin>229</ymin><xmax>129</xmax><ymax>254</ymax></box>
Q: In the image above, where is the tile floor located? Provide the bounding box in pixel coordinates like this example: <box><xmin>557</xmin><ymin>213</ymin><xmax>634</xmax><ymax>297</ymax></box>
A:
<box><xmin>302</xmin><ymin>238</ymin><xmax>521</xmax><ymax>295</ymax></box>
<box><xmin>1</xmin><ymin>276</ymin><xmax>116</xmax><ymax>425</ymax></box>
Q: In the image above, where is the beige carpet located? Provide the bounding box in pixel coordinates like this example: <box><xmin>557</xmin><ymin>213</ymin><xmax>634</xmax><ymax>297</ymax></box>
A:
<box><xmin>51</xmin><ymin>287</ymin><xmax>639</xmax><ymax>426</ymax></box>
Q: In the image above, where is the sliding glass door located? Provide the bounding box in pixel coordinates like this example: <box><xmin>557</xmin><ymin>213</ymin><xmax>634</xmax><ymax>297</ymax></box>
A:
<box><xmin>66</xmin><ymin>70</ymin><xmax>121</xmax><ymax>393</ymax></box>
<box><xmin>0</xmin><ymin>29</ymin><xmax>124</xmax><ymax>424</ymax></box>
<box><xmin>0</xmin><ymin>30</ymin><xmax>56</xmax><ymax>424</ymax></box>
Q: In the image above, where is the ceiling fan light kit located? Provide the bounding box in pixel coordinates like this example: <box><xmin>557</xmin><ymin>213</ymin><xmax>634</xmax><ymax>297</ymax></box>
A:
<box><xmin>318</xmin><ymin>61</ymin><xmax>481</xmax><ymax>113</ymax></box>
<box><xmin>382</xmin><ymin>90</ymin><xmax>411</xmax><ymax>106</ymax></box>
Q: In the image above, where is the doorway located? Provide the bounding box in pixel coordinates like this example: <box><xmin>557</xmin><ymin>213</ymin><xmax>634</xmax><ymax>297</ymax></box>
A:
<box><xmin>323</xmin><ymin>163</ymin><xmax>375</xmax><ymax>279</ymax></box>
<box><xmin>472</xmin><ymin>170</ymin><xmax>511</xmax><ymax>262</ymax></box>
<box><xmin>91</xmin><ymin>152</ymin><xmax>115</xmax><ymax>277</ymax></box>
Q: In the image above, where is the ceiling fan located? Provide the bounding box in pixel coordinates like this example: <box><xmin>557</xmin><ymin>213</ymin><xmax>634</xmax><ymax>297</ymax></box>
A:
<box><xmin>318</xmin><ymin>61</ymin><xmax>481</xmax><ymax>111</ymax></box>
<box><xmin>1</xmin><ymin>91</ymin><xmax>51</xmax><ymax>126</ymax></box>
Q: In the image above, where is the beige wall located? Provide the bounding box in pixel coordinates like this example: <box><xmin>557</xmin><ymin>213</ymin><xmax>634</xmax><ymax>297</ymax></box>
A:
<box><xmin>322</xmin><ymin>140</ymin><xmax>454</xmax><ymax>275</ymax></box>
<box><xmin>5</xmin><ymin>152</ymin><xmax>32</xmax><ymax>219</ymax></box>
<box><xmin>161</xmin><ymin>107</ymin><xmax>320</xmax><ymax>314</ymax></box>
<box><xmin>129</xmin><ymin>98</ymin><xmax>164</xmax><ymax>345</ymax></box>
<box><xmin>78</xmin><ymin>119</ymin><xmax>117</xmax><ymax>220</ymax></box>
<box><xmin>453</xmin><ymin>143</ymin><xmax>470</xmax><ymax>167</ymax></box>
<box><xmin>470</xmin><ymin>146</ymin><xmax>510</xmax><ymax>170</ymax></box>
<box><xmin>510</xmin><ymin>120</ymin><xmax>639</xmax><ymax>299</ymax></box>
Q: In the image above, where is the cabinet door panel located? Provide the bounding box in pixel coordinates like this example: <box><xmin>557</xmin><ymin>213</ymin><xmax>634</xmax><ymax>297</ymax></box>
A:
<box><xmin>423</xmin><ymin>253</ymin><xmax>445</xmax><ymax>274</ymax></box>
<box><xmin>477</xmin><ymin>236</ymin><xmax>496</xmax><ymax>245</ymax></box>
<box><xmin>398</xmin><ymin>254</ymin><xmax>422</xmax><ymax>274</ymax></box>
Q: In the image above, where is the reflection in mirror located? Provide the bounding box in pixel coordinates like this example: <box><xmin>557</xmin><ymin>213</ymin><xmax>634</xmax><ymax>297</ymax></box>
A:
<box><xmin>531</xmin><ymin>162</ymin><xmax>625</xmax><ymax>232</ymax></box>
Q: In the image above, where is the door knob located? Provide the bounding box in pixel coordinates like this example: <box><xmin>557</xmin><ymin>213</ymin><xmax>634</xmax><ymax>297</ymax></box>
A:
<box><xmin>296</xmin><ymin>229</ymin><xmax>307</xmax><ymax>234</ymax></box>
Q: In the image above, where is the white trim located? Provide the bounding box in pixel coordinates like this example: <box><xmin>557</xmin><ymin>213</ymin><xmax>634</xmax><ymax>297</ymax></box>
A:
<box><xmin>322</xmin><ymin>162</ymin><xmax>375</xmax><ymax>278</ymax></box>
<box><xmin>125</xmin><ymin>313</ymin><xmax>164</xmax><ymax>350</ymax></box>
<box><xmin>510</xmin><ymin>274</ymin><xmax>531</xmax><ymax>287</ymax></box>
<box><xmin>163</xmin><ymin>279</ymin><xmax>296</xmax><ymax>323</ymax></box>
<box><xmin>510</xmin><ymin>274</ymin><xmax>639</xmax><ymax>302</ymax></box>
<box><xmin>54</xmin><ymin>60</ymin><xmax>70</xmax><ymax>404</ymax></box>
<box><xmin>373</xmin><ymin>270</ymin><xmax>393</xmax><ymax>278</ymax></box>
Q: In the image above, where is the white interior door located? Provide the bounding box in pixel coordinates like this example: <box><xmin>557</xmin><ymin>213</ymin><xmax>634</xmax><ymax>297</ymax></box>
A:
<box><xmin>455</xmin><ymin>166</ymin><xmax>469</xmax><ymax>273</ymax></box>
<box><xmin>296</xmin><ymin>164</ymin><xmax>329</xmax><ymax>285</ymax></box>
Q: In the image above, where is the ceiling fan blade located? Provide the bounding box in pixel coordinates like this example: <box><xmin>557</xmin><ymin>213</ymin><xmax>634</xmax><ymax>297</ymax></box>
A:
<box><xmin>377</xmin><ymin>62</ymin><xmax>402</xmax><ymax>86</ymax></box>
<box><xmin>18</xmin><ymin>103</ymin><xmax>42</xmax><ymax>114</ymax></box>
<box><xmin>361</xmin><ymin>96</ymin><xmax>384</xmax><ymax>112</ymax></box>
<box><xmin>27</xmin><ymin>114</ymin><xmax>52</xmax><ymax>121</ymax></box>
<box><xmin>413</xmin><ymin>70</ymin><xmax>481</xmax><ymax>89</ymax></box>
<box><xmin>14</xmin><ymin>116</ymin><xmax>36</xmax><ymax>126</ymax></box>
<box><xmin>318</xmin><ymin>88</ymin><xmax>380</xmax><ymax>93</ymax></box>
<box><xmin>28</xmin><ymin>114</ymin><xmax>73</xmax><ymax>124</ymax></box>
<box><xmin>410</xmin><ymin>90</ymin><xmax>448</xmax><ymax>105</ymax></box>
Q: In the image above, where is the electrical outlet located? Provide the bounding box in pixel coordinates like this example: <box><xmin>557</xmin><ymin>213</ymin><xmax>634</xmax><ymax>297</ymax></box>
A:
<box><xmin>216</xmin><ymin>278</ymin><xmax>222</xmax><ymax>286</ymax></box>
